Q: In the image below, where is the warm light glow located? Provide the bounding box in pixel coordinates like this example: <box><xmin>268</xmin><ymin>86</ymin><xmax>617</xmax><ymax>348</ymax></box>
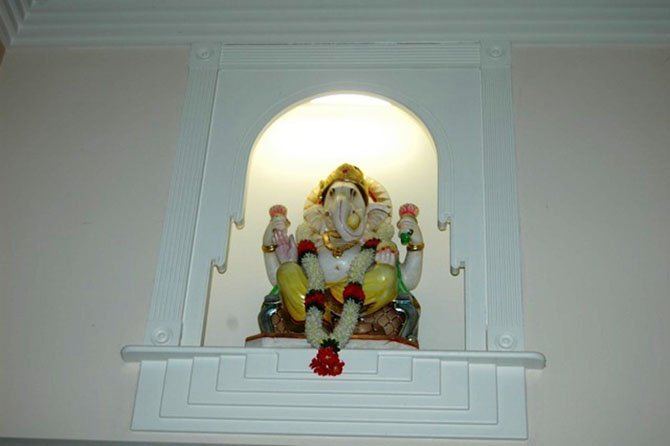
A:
<box><xmin>310</xmin><ymin>94</ymin><xmax>391</xmax><ymax>106</ymax></box>
<box><xmin>252</xmin><ymin>94</ymin><xmax>429</xmax><ymax>181</ymax></box>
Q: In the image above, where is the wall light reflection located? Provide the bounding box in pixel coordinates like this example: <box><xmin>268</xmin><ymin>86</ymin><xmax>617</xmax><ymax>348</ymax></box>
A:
<box><xmin>252</xmin><ymin>93</ymin><xmax>431</xmax><ymax>182</ymax></box>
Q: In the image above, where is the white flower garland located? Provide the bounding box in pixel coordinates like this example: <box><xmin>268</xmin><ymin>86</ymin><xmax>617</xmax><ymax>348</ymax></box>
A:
<box><xmin>302</xmin><ymin>252</ymin><xmax>325</xmax><ymax>292</ymax></box>
<box><xmin>303</xmin><ymin>246</ymin><xmax>376</xmax><ymax>349</ymax></box>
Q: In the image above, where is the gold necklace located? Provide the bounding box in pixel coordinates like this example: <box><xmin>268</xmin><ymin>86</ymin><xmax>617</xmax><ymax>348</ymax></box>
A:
<box><xmin>321</xmin><ymin>230</ymin><xmax>358</xmax><ymax>258</ymax></box>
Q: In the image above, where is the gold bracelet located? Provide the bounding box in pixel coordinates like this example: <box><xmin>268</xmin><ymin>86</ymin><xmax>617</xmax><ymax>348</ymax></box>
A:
<box><xmin>261</xmin><ymin>244</ymin><xmax>277</xmax><ymax>253</ymax></box>
<box><xmin>406</xmin><ymin>242</ymin><xmax>425</xmax><ymax>252</ymax></box>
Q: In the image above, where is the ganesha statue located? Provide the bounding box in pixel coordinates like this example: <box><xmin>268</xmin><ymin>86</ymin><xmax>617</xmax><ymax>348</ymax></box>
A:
<box><xmin>253</xmin><ymin>163</ymin><xmax>423</xmax><ymax>375</ymax></box>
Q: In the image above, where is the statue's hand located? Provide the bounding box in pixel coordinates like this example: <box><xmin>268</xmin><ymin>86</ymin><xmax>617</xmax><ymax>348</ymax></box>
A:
<box><xmin>397</xmin><ymin>216</ymin><xmax>423</xmax><ymax>245</ymax></box>
<box><xmin>263</xmin><ymin>215</ymin><xmax>289</xmax><ymax>246</ymax></box>
<box><xmin>396</xmin><ymin>211</ymin><xmax>424</xmax><ymax>290</ymax></box>
<box><xmin>273</xmin><ymin>229</ymin><xmax>297</xmax><ymax>264</ymax></box>
<box><xmin>375</xmin><ymin>248</ymin><xmax>397</xmax><ymax>266</ymax></box>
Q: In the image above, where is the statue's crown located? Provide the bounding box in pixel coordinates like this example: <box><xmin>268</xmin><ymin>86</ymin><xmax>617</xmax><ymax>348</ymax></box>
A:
<box><xmin>318</xmin><ymin>163</ymin><xmax>368</xmax><ymax>203</ymax></box>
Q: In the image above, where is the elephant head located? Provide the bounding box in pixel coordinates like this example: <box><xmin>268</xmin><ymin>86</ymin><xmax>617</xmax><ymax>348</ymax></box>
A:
<box><xmin>301</xmin><ymin>164</ymin><xmax>393</xmax><ymax>243</ymax></box>
<box><xmin>322</xmin><ymin>180</ymin><xmax>368</xmax><ymax>241</ymax></box>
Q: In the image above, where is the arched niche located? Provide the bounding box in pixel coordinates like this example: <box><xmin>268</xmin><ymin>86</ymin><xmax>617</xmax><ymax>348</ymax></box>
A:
<box><xmin>204</xmin><ymin>92</ymin><xmax>464</xmax><ymax>350</ymax></box>
<box><xmin>181</xmin><ymin>55</ymin><xmax>489</xmax><ymax>349</ymax></box>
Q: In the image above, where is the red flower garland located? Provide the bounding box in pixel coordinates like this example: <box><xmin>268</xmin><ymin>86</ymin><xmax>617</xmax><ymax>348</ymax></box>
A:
<box><xmin>362</xmin><ymin>238</ymin><xmax>381</xmax><ymax>251</ymax></box>
<box><xmin>343</xmin><ymin>282</ymin><xmax>365</xmax><ymax>305</ymax></box>
<box><xmin>309</xmin><ymin>345</ymin><xmax>345</xmax><ymax>376</ymax></box>
<box><xmin>304</xmin><ymin>290</ymin><xmax>326</xmax><ymax>311</ymax></box>
<box><xmin>297</xmin><ymin>239</ymin><xmax>318</xmax><ymax>264</ymax></box>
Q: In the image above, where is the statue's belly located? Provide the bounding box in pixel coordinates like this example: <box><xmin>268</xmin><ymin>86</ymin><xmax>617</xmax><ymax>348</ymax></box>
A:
<box><xmin>318</xmin><ymin>246</ymin><xmax>361</xmax><ymax>283</ymax></box>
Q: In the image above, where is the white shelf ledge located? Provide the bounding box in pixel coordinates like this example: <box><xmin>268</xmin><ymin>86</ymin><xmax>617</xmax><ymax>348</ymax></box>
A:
<box><xmin>121</xmin><ymin>344</ymin><xmax>545</xmax><ymax>439</ymax></box>
<box><xmin>121</xmin><ymin>345</ymin><xmax>546</xmax><ymax>369</ymax></box>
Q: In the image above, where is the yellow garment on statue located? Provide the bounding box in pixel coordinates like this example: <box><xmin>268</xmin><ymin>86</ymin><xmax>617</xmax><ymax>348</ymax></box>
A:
<box><xmin>276</xmin><ymin>261</ymin><xmax>398</xmax><ymax>322</ymax></box>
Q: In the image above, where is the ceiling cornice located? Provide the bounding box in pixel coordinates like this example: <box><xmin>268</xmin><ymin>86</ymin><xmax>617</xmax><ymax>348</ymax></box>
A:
<box><xmin>1</xmin><ymin>0</ymin><xmax>669</xmax><ymax>47</ymax></box>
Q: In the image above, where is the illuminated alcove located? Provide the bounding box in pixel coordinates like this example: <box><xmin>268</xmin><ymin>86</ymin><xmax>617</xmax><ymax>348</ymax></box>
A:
<box><xmin>204</xmin><ymin>93</ymin><xmax>465</xmax><ymax>350</ymax></box>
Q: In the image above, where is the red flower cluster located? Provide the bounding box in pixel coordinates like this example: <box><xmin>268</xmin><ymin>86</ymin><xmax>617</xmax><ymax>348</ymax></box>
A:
<box><xmin>399</xmin><ymin>203</ymin><xmax>420</xmax><ymax>218</ymax></box>
<box><xmin>297</xmin><ymin>239</ymin><xmax>317</xmax><ymax>264</ymax></box>
<box><xmin>309</xmin><ymin>346</ymin><xmax>345</xmax><ymax>376</ymax></box>
<box><xmin>343</xmin><ymin>282</ymin><xmax>365</xmax><ymax>305</ymax></box>
<box><xmin>362</xmin><ymin>238</ymin><xmax>381</xmax><ymax>251</ymax></box>
<box><xmin>268</xmin><ymin>204</ymin><xmax>287</xmax><ymax>218</ymax></box>
<box><xmin>304</xmin><ymin>290</ymin><xmax>326</xmax><ymax>311</ymax></box>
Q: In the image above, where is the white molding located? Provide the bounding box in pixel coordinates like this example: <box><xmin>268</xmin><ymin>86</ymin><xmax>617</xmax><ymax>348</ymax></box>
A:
<box><xmin>144</xmin><ymin>43</ymin><xmax>222</xmax><ymax>346</ymax></box>
<box><xmin>124</xmin><ymin>347</ymin><xmax>544</xmax><ymax>438</ymax></box>
<box><xmin>2</xmin><ymin>0</ymin><xmax>669</xmax><ymax>47</ymax></box>
<box><xmin>219</xmin><ymin>43</ymin><xmax>482</xmax><ymax>69</ymax></box>
<box><xmin>480</xmin><ymin>42</ymin><xmax>525</xmax><ymax>351</ymax></box>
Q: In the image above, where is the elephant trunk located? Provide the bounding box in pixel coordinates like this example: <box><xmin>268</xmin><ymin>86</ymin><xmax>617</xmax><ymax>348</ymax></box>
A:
<box><xmin>331</xmin><ymin>191</ymin><xmax>364</xmax><ymax>242</ymax></box>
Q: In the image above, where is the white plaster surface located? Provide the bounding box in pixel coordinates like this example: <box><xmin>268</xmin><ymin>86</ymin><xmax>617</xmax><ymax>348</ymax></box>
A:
<box><xmin>515</xmin><ymin>47</ymin><xmax>670</xmax><ymax>446</ymax></box>
<box><xmin>1</xmin><ymin>46</ymin><xmax>669</xmax><ymax>445</ymax></box>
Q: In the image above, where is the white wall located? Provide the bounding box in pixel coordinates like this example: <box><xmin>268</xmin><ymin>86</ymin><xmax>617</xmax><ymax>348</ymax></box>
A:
<box><xmin>0</xmin><ymin>47</ymin><xmax>189</xmax><ymax>441</ymax></box>
<box><xmin>1</xmin><ymin>46</ymin><xmax>668</xmax><ymax>445</ymax></box>
<box><xmin>515</xmin><ymin>47</ymin><xmax>670</xmax><ymax>446</ymax></box>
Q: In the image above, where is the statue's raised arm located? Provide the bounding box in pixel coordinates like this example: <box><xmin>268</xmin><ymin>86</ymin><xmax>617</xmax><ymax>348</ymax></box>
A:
<box><xmin>397</xmin><ymin>203</ymin><xmax>424</xmax><ymax>290</ymax></box>
<box><xmin>261</xmin><ymin>205</ymin><xmax>297</xmax><ymax>285</ymax></box>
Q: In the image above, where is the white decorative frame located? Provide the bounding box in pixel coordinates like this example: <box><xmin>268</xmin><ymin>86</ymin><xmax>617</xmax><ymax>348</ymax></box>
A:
<box><xmin>119</xmin><ymin>41</ymin><xmax>545</xmax><ymax>439</ymax></box>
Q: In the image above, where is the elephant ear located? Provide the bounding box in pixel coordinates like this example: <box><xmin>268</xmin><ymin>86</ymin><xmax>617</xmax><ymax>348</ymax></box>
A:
<box><xmin>303</xmin><ymin>185</ymin><xmax>327</xmax><ymax>234</ymax></box>
<box><xmin>365</xmin><ymin>176</ymin><xmax>392</xmax><ymax>231</ymax></box>
<box><xmin>366</xmin><ymin>202</ymin><xmax>392</xmax><ymax>231</ymax></box>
